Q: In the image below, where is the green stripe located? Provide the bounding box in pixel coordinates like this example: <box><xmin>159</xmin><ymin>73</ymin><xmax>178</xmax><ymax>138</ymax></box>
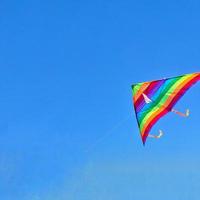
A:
<box><xmin>132</xmin><ymin>83</ymin><xmax>143</xmax><ymax>96</ymax></box>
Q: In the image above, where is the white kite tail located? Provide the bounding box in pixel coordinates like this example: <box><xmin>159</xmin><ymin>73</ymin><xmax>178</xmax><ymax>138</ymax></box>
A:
<box><xmin>171</xmin><ymin>108</ymin><xmax>190</xmax><ymax>117</ymax></box>
<box><xmin>148</xmin><ymin>130</ymin><xmax>163</xmax><ymax>139</ymax></box>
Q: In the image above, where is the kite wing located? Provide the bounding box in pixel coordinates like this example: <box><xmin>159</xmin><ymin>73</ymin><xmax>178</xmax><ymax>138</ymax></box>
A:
<box><xmin>132</xmin><ymin>72</ymin><xmax>200</xmax><ymax>145</ymax></box>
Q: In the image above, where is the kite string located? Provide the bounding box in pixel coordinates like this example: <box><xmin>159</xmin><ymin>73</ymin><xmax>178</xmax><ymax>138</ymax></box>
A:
<box><xmin>85</xmin><ymin>114</ymin><xmax>132</xmax><ymax>153</ymax></box>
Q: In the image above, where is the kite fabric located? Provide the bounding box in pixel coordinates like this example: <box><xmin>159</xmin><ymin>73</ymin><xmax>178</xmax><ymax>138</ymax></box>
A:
<box><xmin>132</xmin><ymin>72</ymin><xmax>200</xmax><ymax>145</ymax></box>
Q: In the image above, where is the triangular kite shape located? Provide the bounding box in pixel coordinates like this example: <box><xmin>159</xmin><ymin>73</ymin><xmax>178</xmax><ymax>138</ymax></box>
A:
<box><xmin>132</xmin><ymin>72</ymin><xmax>200</xmax><ymax>145</ymax></box>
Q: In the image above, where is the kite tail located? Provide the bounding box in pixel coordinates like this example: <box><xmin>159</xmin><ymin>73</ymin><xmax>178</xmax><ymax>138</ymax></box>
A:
<box><xmin>148</xmin><ymin>130</ymin><xmax>163</xmax><ymax>139</ymax></box>
<box><xmin>171</xmin><ymin>108</ymin><xmax>190</xmax><ymax>117</ymax></box>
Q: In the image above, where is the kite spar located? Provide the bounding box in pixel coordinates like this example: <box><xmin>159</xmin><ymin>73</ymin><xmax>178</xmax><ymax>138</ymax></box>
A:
<box><xmin>132</xmin><ymin>72</ymin><xmax>200</xmax><ymax>145</ymax></box>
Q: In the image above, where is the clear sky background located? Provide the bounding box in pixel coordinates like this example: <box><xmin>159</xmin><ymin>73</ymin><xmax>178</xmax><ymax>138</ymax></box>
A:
<box><xmin>1</xmin><ymin>0</ymin><xmax>200</xmax><ymax>199</ymax></box>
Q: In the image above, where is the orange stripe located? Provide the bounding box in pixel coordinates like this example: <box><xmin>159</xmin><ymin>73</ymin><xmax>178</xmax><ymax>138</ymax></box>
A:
<box><xmin>134</xmin><ymin>82</ymin><xmax>150</xmax><ymax>102</ymax></box>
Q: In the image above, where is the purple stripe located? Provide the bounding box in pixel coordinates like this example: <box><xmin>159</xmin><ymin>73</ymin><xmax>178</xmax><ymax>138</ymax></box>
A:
<box><xmin>136</xmin><ymin>79</ymin><xmax>166</xmax><ymax>113</ymax></box>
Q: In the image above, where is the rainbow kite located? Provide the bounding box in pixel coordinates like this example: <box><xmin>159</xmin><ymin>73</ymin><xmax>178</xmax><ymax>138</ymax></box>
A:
<box><xmin>132</xmin><ymin>72</ymin><xmax>200</xmax><ymax>145</ymax></box>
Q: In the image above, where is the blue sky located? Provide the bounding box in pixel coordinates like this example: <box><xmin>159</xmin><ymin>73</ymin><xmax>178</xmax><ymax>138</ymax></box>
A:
<box><xmin>1</xmin><ymin>0</ymin><xmax>200</xmax><ymax>199</ymax></box>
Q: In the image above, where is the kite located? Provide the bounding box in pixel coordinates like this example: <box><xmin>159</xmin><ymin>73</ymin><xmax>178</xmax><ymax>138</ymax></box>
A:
<box><xmin>132</xmin><ymin>72</ymin><xmax>200</xmax><ymax>145</ymax></box>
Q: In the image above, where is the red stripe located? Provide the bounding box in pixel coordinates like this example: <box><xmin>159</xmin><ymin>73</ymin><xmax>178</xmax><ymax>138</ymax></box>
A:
<box><xmin>142</xmin><ymin>74</ymin><xmax>200</xmax><ymax>144</ymax></box>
